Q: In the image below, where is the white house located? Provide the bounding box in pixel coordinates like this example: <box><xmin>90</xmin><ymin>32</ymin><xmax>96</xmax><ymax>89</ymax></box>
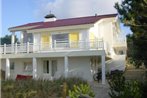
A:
<box><xmin>0</xmin><ymin>14</ymin><xmax>127</xmax><ymax>84</ymax></box>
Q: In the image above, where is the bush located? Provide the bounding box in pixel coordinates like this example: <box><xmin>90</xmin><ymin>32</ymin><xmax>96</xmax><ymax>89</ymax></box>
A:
<box><xmin>1</xmin><ymin>77</ymin><xmax>88</xmax><ymax>98</ymax></box>
<box><xmin>108</xmin><ymin>71</ymin><xmax>142</xmax><ymax>98</ymax></box>
<box><xmin>0</xmin><ymin>69</ymin><xmax>5</xmax><ymax>80</ymax></box>
<box><xmin>69</xmin><ymin>84</ymin><xmax>95</xmax><ymax>98</ymax></box>
<box><xmin>141</xmin><ymin>79</ymin><xmax>147</xmax><ymax>98</ymax></box>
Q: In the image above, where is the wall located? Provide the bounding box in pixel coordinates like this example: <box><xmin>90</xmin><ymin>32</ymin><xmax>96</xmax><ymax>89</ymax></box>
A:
<box><xmin>1</xmin><ymin>58</ymin><xmax>32</xmax><ymax>79</ymax></box>
<box><xmin>68</xmin><ymin>57</ymin><xmax>93</xmax><ymax>81</ymax></box>
<box><xmin>93</xmin><ymin>18</ymin><xmax>116</xmax><ymax>54</ymax></box>
<box><xmin>1</xmin><ymin>56</ymin><xmax>93</xmax><ymax>81</ymax></box>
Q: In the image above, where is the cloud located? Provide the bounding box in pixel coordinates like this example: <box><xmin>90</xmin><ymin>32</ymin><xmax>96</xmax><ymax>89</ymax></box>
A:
<box><xmin>34</xmin><ymin>0</ymin><xmax>120</xmax><ymax>19</ymax></box>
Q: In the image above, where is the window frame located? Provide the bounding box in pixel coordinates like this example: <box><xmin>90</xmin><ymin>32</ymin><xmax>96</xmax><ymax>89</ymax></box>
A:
<box><xmin>10</xmin><ymin>62</ymin><xmax>15</xmax><ymax>70</ymax></box>
<box><xmin>24</xmin><ymin>62</ymin><xmax>32</xmax><ymax>72</ymax></box>
<box><xmin>43</xmin><ymin>60</ymin><xmax>50</xmax><ymax>74</ymax></box>
<box><xmin>51</xmin><ymin>33</ymin><xmax>69</xmax><ymax>48</ymax></box>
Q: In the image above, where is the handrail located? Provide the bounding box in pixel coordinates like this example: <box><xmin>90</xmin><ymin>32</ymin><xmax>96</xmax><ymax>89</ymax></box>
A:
<box><xmin>0</xmin><ymin>40</ymin><xmax>104</xmax><ymax>54</ymax></box>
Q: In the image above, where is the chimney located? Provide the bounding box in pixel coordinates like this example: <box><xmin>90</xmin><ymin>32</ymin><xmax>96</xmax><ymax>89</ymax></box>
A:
<box><xmin>44</xmin><ymin>13</ymin><xmax>56</xmax><ymax>22</ymax></box>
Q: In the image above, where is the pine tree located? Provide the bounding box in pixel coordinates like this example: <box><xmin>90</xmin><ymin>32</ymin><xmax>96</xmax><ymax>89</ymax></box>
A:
<box><xmin>115</xmin><ymin>0</ymin><xmax>147</xmax><ymax>67</ymax></box>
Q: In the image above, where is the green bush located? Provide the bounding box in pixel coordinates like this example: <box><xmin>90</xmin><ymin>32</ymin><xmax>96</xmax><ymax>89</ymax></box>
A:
<box><xmin>108</xmin><ymin>72</ymin><xmax>142</xmax><ymax>98</ymax></box>
<box><xmin>69</xmin><ymin>84</ymin><xmax>95</xmax><ymax>98</ymax></box>
<box><xmin>141</xmin><ymin>80</ymin><xmax>147</xmax><ymax>98</ymax></box>
<box><xmin>1</xmin><ymin>77</ymin><xmax>88</xmax><ymax>98</ymax></box>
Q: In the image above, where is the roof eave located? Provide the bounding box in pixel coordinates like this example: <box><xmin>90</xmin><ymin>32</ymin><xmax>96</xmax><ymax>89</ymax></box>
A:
<box><xmin>27</xmin><ymin>24</ymin><xmax>94</xmax><ymax>33</ymax></box>
<box><xmin>8</xmin><ymin>25</ymin><xmax>40</xmax><ymax>32</ymax></box>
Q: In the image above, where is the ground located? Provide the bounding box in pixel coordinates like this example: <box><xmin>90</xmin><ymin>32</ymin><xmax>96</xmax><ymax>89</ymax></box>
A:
<box><xmin>90</xmin><ymin>81</ymin><xmax>110</xmax><ymax>98</ymax></box>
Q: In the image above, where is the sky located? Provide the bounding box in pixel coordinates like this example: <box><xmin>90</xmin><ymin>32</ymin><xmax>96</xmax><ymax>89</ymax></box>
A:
<box><xmin>1</xmin><ymin>0</ymin><xmax>132</xmax><ymax>37</ymax></box>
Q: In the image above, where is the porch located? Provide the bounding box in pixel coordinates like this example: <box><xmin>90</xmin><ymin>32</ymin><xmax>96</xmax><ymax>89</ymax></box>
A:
<box><xmin>2</xmin><ymin>53</ymin><xmax>106</xmax><ymax>84</ymax></box>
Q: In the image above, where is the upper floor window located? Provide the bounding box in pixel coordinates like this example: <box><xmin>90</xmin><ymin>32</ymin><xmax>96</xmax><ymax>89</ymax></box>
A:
<box><xmin>27</xmin><ymin>33</ymin><xmax>33</xmax><ymax>43</ymax></box>
<box><xmin>118</xmin><ymin>50</ymin><xmax>124</xmax><ymax>55</ymax></box>
<box><xmin>52</xmin><ymin>34</ymin><xmax>69</xmax><ymax>48</ymax></box>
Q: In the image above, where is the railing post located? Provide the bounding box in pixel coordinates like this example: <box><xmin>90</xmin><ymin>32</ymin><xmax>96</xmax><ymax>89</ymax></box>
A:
<box><xmin>50</xmin><ymin>41</ymin><xmax>52</xmax><ymax>49</ymax></box>
<box><xmin>27</xmin><ymin>42</ymin><xmax>29</xmax><ymax>53</ymax></box>
<box><xmin>54</xmin><ymin>40</ymin><xmax>56</xmax><ymax>49</ymax></box>
<box><xmin>96</xmin><ymin>40</ymin><xmax>98</xmax><ymax>49</ymax></box>
<box><xmin>39</xmin><ymin>43</ymin><xmax>41</xmax><ymax>51</ymax></box>
<box><xmin>11</xmin><ymin>44</ymin><xmax>14</xmax><ymax>53</ymax></box>
<box><xmin>102</xmin><ymin>40</ymin><xmax>104</xmax><ymax>50</ymax></box>
<box><xmin>4</xmin><ymin>44</ymin><xmax>6</xmax><ymax>54</ymax></box>
<box><xmin>15</xmin><ymin>43</ymin><xmax>17</xmax><ymax>54</ymax></box>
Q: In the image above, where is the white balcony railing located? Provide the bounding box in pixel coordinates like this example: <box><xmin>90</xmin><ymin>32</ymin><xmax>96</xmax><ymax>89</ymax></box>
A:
<box><xmin>113</xmin><ymin>37</ymin><xmax>127</xmax><ymax>47</ymax></box>
<box><xmin>0</xmin><ymin>40</ymin><xmax>104</xmax><ymax>54</ymax></box>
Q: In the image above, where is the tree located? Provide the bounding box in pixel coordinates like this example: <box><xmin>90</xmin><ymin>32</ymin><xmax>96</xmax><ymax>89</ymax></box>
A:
<box><xmin>115</xmin><ymin>0</ymin><xmax>147</xmax><ymax>68</ymax></box>
<box><xmin>0</xmin><ymin>35</ymin><xmax>19</xmax><ymax>45</ymax></box>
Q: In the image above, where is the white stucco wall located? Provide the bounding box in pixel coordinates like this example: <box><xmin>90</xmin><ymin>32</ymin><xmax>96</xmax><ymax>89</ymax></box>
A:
<box><xmin>1</xmin><ymin>57</ymin><xmax>93</xmax><ymax>81</ymax></box>
<box><xmin>1</xmin><ymin>58</ymin><xmax>32</xmax><ymax>79</ymax></box>
<box><xmin>68</xmin><ymin>57</ymin><xmax>93</xmax><ymax>81</ymax></box>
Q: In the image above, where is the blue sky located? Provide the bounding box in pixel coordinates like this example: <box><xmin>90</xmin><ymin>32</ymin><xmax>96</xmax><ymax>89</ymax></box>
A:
<box><xmin>2</xmin><ymin>0</ymin><xmax>40</xmax><ymax>36</ymax></box>
<box><xmin>1</xmin><ymin>0</ymin><xmax>132</xmax><ymax>37</ymax></box>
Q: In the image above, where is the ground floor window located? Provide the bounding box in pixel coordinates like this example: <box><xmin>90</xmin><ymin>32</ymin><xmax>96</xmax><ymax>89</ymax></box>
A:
<box><xmin>24</xmin><ymin>62</ymin><xmax>32</xmax><ymax>72</ymax></box>
<box><xmin>10</xmin><ymin>62</ymin><xmax>15</xmax><ymax>70</ymax></box>
<box><xmin>43</xmin><ymin>60</ymin><xmax>50</xmax><ymax>74</ymax></box>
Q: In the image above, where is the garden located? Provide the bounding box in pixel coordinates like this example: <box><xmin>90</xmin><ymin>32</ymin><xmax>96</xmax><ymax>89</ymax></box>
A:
<box><xmin>1</xmin><ymin>77</ymin><xmax>95</xmax><ymax>98</ymax></box>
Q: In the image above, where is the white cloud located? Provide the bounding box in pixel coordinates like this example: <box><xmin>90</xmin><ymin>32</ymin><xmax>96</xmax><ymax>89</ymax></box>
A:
<box><xmin>34</xmin><ymin>0</ymin><xmax>121</xmax><ymax>19</ymax></box>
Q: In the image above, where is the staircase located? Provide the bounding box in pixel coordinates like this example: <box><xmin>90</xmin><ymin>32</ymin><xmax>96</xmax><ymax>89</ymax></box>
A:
<box><xmin>106</xmin><ymin>54</ymin><xmax>126</xmax><ymax>72</ymax></box>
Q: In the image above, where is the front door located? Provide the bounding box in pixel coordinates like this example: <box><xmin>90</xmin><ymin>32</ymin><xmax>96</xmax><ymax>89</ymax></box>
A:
<box><xmin>43</xmin><ymin>60</ymin><xmax>57</xmax><ymax>79</ymax></box>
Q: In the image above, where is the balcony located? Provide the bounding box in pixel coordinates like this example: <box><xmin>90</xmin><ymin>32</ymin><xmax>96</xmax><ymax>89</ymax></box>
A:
<box><xmin>113</xmin><ymin>38</ymin><xmax>127</xmax><ymax>48</ymax></box>
<box><xmin>0</xmin><ymin>40</ymin><xmax>104</xmax><ymax>54</ymax></box>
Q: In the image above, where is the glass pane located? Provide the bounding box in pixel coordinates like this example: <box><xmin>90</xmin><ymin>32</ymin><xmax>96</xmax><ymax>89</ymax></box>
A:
<box><xmin>10</xmin><ymin>62</ymin><xmax>15</xmax><ymax>70</ymax></box>
<box><xmin>24</xmin><ymin>62</ymin><xmax>32</xmax><ymax>72</ymax></box>
<box><xmin>52</xmin><ymin>34</ymin><xmax>69</xmax><ymax>48</ymax></box>
<box><xmin>43</xmin><ymin>60</ymin><xmax>49</xmax><ymax>73</ymax></box>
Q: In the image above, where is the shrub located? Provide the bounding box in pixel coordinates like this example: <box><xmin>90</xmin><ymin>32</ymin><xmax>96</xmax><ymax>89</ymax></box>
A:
<box><xmin>108</xmin><ymin>71</ymin><xmax>142</xmax><ymax>98</ymax></box>
<box><xmin>141</xmin><ymin>79</ymin><xmax>147</xmax><ymax>98</ymax></box>
<box><xmin>0</xmin><ymin>69</ymin><xmax>5</xmax><ymax>80</ymax></box>
<box><xmin>68</xmin><ymin>84</ymin><xmax>95</xmax><ymax>98</ymax></box>
<box><xmin>1</xmin><ymin>77</ymin><xmax>88</xmax><ymax>98</ymax></box>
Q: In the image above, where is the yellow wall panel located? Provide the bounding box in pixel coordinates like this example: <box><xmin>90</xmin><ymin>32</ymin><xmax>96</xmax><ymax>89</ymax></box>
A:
<box><xmin>89</xmin><ymin>32</ymin><xmax>95</xmax><ymax>48</ymax></box>
<box><xmin>69</xmin><ymin>32</ymin><xmax>79</xmax><ymax>48</ymax></box>
<box><xmin>89</xmin><ymin>32</ymin><xmax>95</xmax><ymax>41</ymax></box>
<box><xmin>69</xmin><ymin>32</ymin><xmax>79</xmax><ymax>42</ymax></box>
<box><xmin>41</xmin><ymin>33</ymin><xmax>50</xmax><ymax>48</ymax></box>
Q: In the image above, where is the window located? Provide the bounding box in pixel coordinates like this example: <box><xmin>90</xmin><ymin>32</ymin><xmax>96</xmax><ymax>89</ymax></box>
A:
<box><xmin>51</xmin><ymin>60</ymin><xmax>57</xmax><ymax>76</ymax></box>
<box><xmin>27</xmin><ymin>33</ymin><xmax>33</xmax><ymax>43</ymax></box>
<box><xmin>43</xmin><ymin>60</ymin><xmax>50</xmax><ymax>73</ymax></box>
<box><xmin>24</xmin><ymin>62</ymin><xmax>32</xmax><ymax>72</ymax></box>
<box><xmin>52</xmin><ymin>34</ymin><xmax>69</xmax><ymax>48</ymax></box>
<box><xmin>10</xmin><ymin>62</ymin><xmax>15</xmax><ymax>70</ymax></box>
<box><xmin>119</xmin><ymin>50</ymin><xmax>124</xmax><ymax>55</ymax></box>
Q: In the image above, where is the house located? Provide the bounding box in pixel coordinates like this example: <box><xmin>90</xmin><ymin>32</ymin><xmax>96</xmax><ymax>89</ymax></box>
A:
<box><xmin>0</xmin><ymin>13</ymin><xmax>127</xmax><ymax>84</ymax></box>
